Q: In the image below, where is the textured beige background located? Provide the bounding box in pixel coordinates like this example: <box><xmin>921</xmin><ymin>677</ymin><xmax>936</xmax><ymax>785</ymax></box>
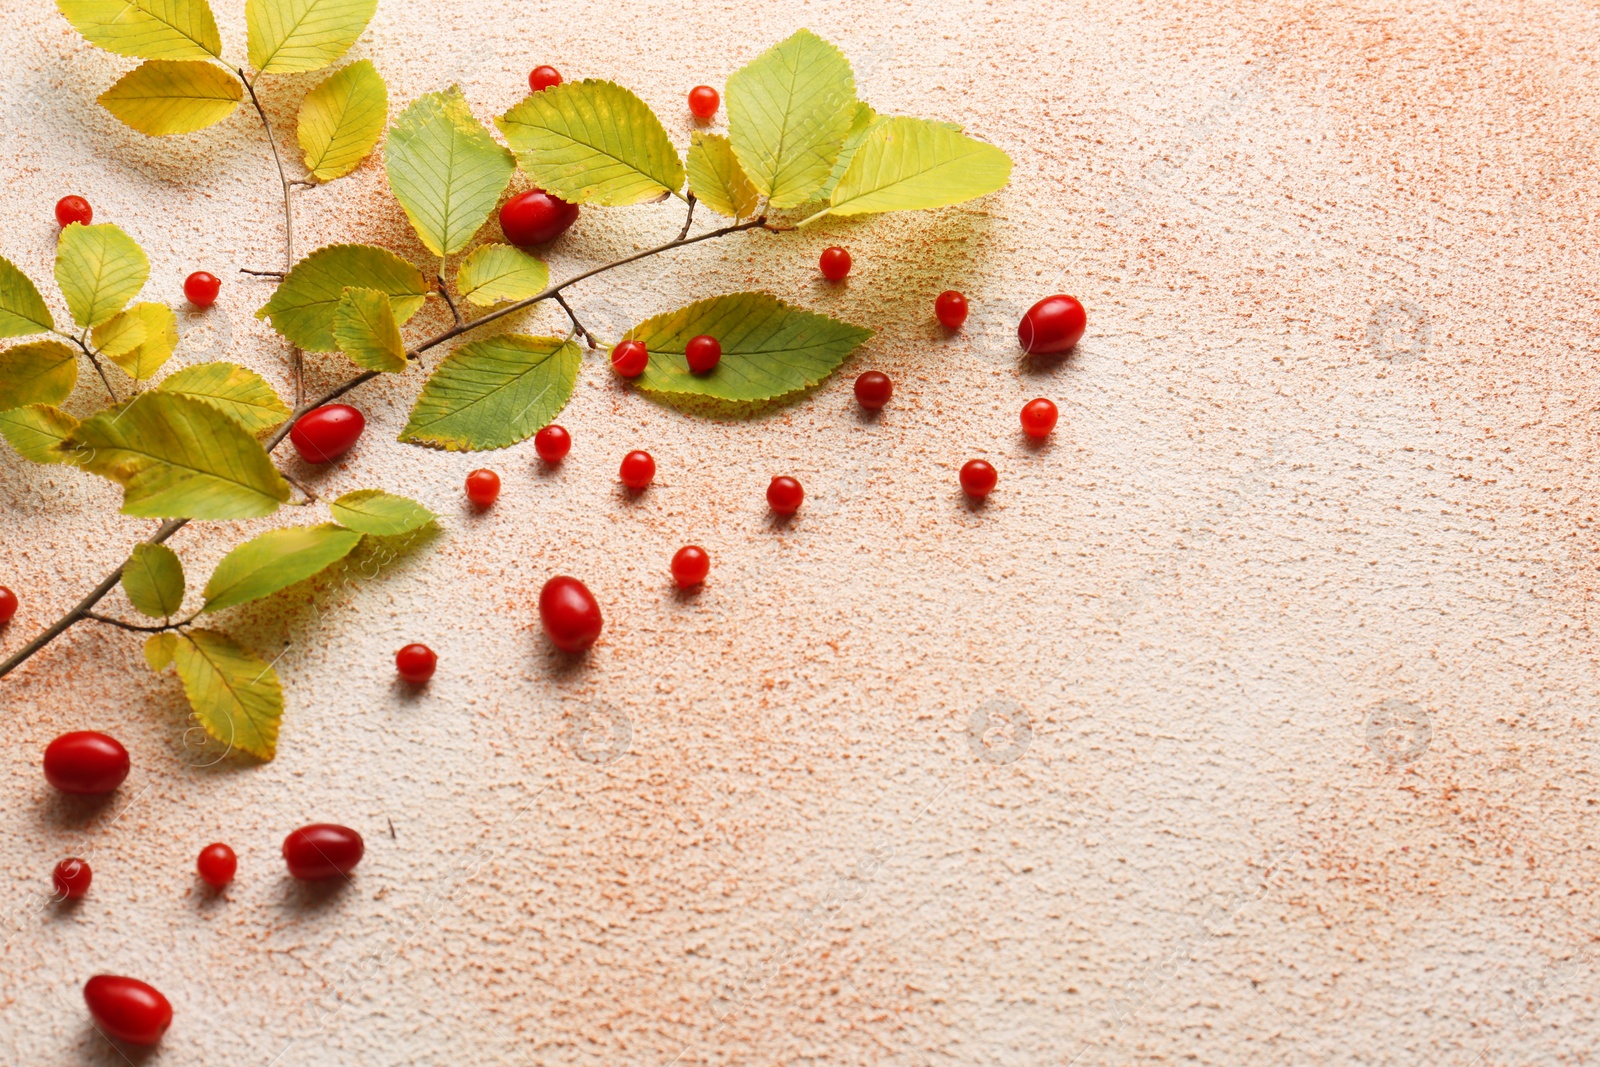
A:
<box><xmin>3</xmin><ymin>0</ymin><xmax>1599</xmax><ymax>1063</ymax></box>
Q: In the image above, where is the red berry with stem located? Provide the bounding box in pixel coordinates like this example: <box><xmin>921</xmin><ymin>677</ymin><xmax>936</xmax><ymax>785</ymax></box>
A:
<box><xmin>854</xmin><ymin>371</ymin><xmax>892</xmax><ymax>410</ymax></box>
<box><xmin>290</xmin><ymin>404</ymin><xmax>364</xmax><ymax>463</ymax></box>
<box><xmin>685</xmin><ymin>334</ymin><xmax>721</xmax><ymax>374</ymax></box>
<box><xmin>83</xmin><ymin>976</ymin><xmax>172</xmax><ymax>1045</ymax></box>
<box><xmin>0</xmin><ymin>585</ymin><xmax>16</xmax><ymax>625</ymax></box>
<box><xmin>767</xmin><ymin>476</ymin><xmax>804</xmax><ymax>515</ymax></box>
<box><xmin>534</xmin><ymin>424</ymin><xmax>571</xmax><ymax>462</ymax></box>
<box><xmin>184</xmin><ymin>271</ymin><xmax>220</xmax><ymax>308</ymax></box>
<box><xmin>1021</xmin><ymin>398</ymin><xmax>1059</xmax><ymax>438</ymax></box>
<box><xmin>688</xmin><ymin>85</ymin><xmax>720</xmax><ymax>119</ymax></box>
<box><xmin>671</xmin><ymin>545</ymin><xmax>710</xmax><ymax>588</ymax></box>
<box><xmin>282</xmin><ymin>824</ymin><xmax>364</xmax><ymax>880</ymax></box>
<box><xmin>1018</xmin><ymin>294</ymin><xmax>1086</xmax><ymax>354</ymax></box>
<box><xmin>465</xmin><ymin>469</ymin><xmax>501</xmax><ymax>507</ymax></box>
<box><xmin>528</xmin><ymin>65</ymin><xmax>562</xmax><ymax>92</ymax></box>
<box><xmin>196</xmin><ymin>843</ymin><xmax>236</xmax><ymax>888</ymax></box>
<box><xmin>55</xmin><ymin>195</ymin><xmax>92</xmax><ymax>227</ymax></box>
<box><xmin>619</xmin><ymin>449</ymin><xmax>655</xmax><ymax>489</ymax></box>
<box><xmin>395</xmin><ymin>643</ymin><xmax>437</xmax><ymax>684</ymax></box>
<box><xmin>819</xmin><ymin>246</ymin><xmax>851</xmax><ymax>281</ymax></box>
<box><xmin>43</xmin><ymin>731</ymin><xmax>129</xmax><ymax>795</ymax></box>
<box><xmin>539</xmin><ymin>576</ymin><xmax>603</xmax><ymax>653</ymax></box>
<box><xmin>611</xmin><ymin>339</ymin><xmax>648</xmax><ymax>378</ymax></box>
<box><xmin>935</xmin><ymin>290</ymin><xmax>968</xmax><ymax>329</ymax></box>
<box><xmin>960</xmin><ymin>459</ymin><xmax>998</xmax><ymax>499</ymax></box>
<box><xmin>499</xmin><ymin>189</ymin><xmax>579</xmax><ymax>247</ymax></box>
<box><xmin>53</xmin><ymin>858</ymin><xmax>92</xmax><ymax>899</ymax></box>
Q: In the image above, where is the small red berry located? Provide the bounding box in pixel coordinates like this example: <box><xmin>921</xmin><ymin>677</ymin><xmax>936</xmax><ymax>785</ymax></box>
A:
<box><xmin>282</xmin><ymin>824</ymin><xmax>364</xmax><ymax>880</ymax></box>
<box><xmin>0</xmin><ymin>585</ymin><xmax>16</xmax><ymax>625</ymax></box>
<box><xmin>535</xmin><ymin>424</ymin><xmax>571</xmax><ymax>462</ymax></box>
<box><xmin>395</xmin><ymin>643</ymin><xmax>437</xmax><ymax>684</ymax></box>
<box><xmin>619</xmin><ymin>449</ymin><xmax>656</xmax><ymax>490</ymax></box>
<box><xmin>539</xmin><ymin>576</ymin><xmax>603</xmax><ymax>653</ymax></box>
<box><xmin>465</xmin><ymin>469</ymin><xmax>501</xmax><ymax>507</ymax></box>
<box><xmin>183</xmin><ymin>271</ymin><xmax>220</xmax><ymax>308</ymax></box>
<box><xmin>767</xmin><ymin>476</ymin><xmax>803</xmax><ymax>515</ymax></box>
<box><xmin>290</xmin><ymin>404</ymin><xmax>365</xmax><ymax>464</ymax></box>
<box><xmin>499</xmin><ymin>189</ymin><xmax>579</xmax><ymax>247</ymax></box>
<box><xmin>1021</xmin><ymin>398</ymin><xmax>1059</xmax><ymax>438</ymax></box>
<box><xmin>960</xmin><ymin>459</ymin><xmax>998</xmax><ymax>499</ymax></box>
<box><xmin>53</xmin><ymin>858</ymin><xmax>92</xmax><ymax>899</ymax></box>
<box><xmin>528</xmin><ymin>65</ymin><xmax>562</xmax><ymax>92</ymax></box>
<box><xmin>43</xmin><ymin>731</ymin><xmax>129</xmax><ymax>795</ymax></box>
<box><xmin>610</xmin><ymin>339</ymin><xmax>648</xmax><ymax>378</ymax></box>
<box><xmin>685</xmin><ymin>334</ymin><xmax>721</xmax><ymax>374</ymax></box>
<box><xmin>83</xmin><ymin>976</ymin><xmax>172</xmax><ymax>1045</ymax></box>
<box><xmin>196</xmin><ymin>843</ymin><xmax>236</xmax><ymax>889</ymax></box>
<box><xmin>854</xmin><ymin>371</ymin><xmax>892</xmax><ymax>410</ymax></box>
<box><xmin>688</xmin><ymin>85</ymin><xmax>720</xmax><ymax>119</ymax></box>
<box><xmin>671</xmin><ymin>545</ymin><xmax>710</xmax><ymax>588</ymax></box>
<box><xmin>1018</xmin><ymin>294</ymin><xmax>1086</xmax><ymax>354</ymax></box>
<box><xmin>55</xmin><ymin>195</ymin><xmax>92</xmax><ymax>227</ymax></box>
<box><xmin>935</xmin><ymin>290</ymin><xmax>969</xmax><ymax>329</ymax></box>
<box><xmin>819</xmin><ymin>246</ymin><xmax>852</xmax><ymax>281</ymax></box>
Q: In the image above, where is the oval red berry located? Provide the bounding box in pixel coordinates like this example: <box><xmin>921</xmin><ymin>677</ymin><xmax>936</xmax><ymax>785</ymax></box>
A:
<box><xmin>540</xmin><ymin>576</ymin><xmax>603</xmax><ymax>653</ymax></box>
<box><xmin>688</xmin><ymin>85</ymin><xmax>720</xmax><ymax>119</ymax></box>
<box><xmin>671</xmin><ymin>545</ymin><xmax>710</xmax><ymax>589</ymax></box>
<box><xmin>54</xmin><ymin>858</ymin><xmax>92</xmax><ymax>899</ymax></box>
<box><xmin>0</xmin><ymin>585</ymin><xmax>16</xmax><ymax>625</ymax></box>
<box><xmin>610</xmin><ymin>340</ymin><xmax>648</xmax><ymax>378</ymax></box>
<box><xmin>84</xmin><ymin>976</ymin><xmax>172</xmax><ymax>1045</ymax></box>
<box><xmin>528</xmin><ymin>65</ymin><xmax>562</xmax><ymax>92</ymax></box>
<box><xmin>535</xmin><ymin>424</ymin><xmax>571</xmax><ymax>462</ymax></box>
<box><xmin>619</xmin><ymin>449</ymin><xmax>655</xmax><ymax>490</ymax></box>
<box><xmin>282</xmin><ymin>824</ymin><xmax>364</xmax><ymax>880</ymax></box>
<box><xmin>1018</xmin><ymin>294</ymin><xmax>1086</xmax><ymax>355</ymax></box>
<box><xmin>685</xmin><ymin>335</ymin><xmax>721</xmax><ymax>374</ymax></box>
<box><xmin>935</xmin><ymin>290</ymin><xmax>968</xmax><ymax>329</ymax></box>
<box><xmin>1021</xmin><ymin>398</ymin><xmax>1058</xmax><ymax>438</ymax></box>
<box><xmin>499</xmin><ymin>189</ymin><xmax>579</xmax><ymax>247</ymax></box>
<box><xmin>196</xmin><ymin>843</ymin><xmax>236</xmax><ymax>888</ymax></box>
<box><xmin>290</xmin><ymin>404</ymin><xmax>365</xmax><ymax>464</ymax></box>
<box><xmin>43</xmin><ymin>731</ymin><xmax>129</xmax><ymax>795</ymax></box>
<box><xmin>767</xmin><ymin>476</ymin><xmax>804</xmax><ymax>515</ymax></box>
<box><xmin>819</xmin><ymin>246</ymin><xmax>851</xmax><ymax>281</ymax></box>
<box><xmin>854</xmin><ymin>371</ymin><xmax>892</xmax><ymax>410</ymax></box>
<box><xmin>55</xmin><ymin>196</ymin><xmax>92</xmax><ymax>227</ymax></box>
<box><xmin>395</xmin><ymin>643</ymin><xmax>437</xmax><ymax>684</ymax></box>
<box><xmin>465</xmin><ymin>469</ymin><xmax>501</xmax><ymax>507</ymax></box>
<box><xmin>184</xmin><ymin>271</ymin><xmax>220</xmax><ymax>308</ymax></box>
<box><xmin>960</xmin><ymin>459</ymin><xmax>998</xmax><ymax>499</ymax></box>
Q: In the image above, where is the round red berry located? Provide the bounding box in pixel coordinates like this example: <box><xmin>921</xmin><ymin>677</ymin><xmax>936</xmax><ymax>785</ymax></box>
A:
<box><xmin>960</xmin><ymin>459</ymin><xmax>998</xmax><ymax>499</ymax></box>
<box><xmin>535</xmin><ymin>424</ymin><xmax>571</xmax><ymax>462</ymax></box>
<box><xmin>528</xmin><ymin>65</ymin><xmax>562</xmax><ymax>92</ymax></box>
<box><xmin>196</xmin><ymin>843</ymin><xmax>236</xmax><ymax>888</ymax></box>
<box><xmin>1018</xmin><ymin>294</ymin><xmax>1086</xmax><ymax>355</ymax></box>
<box><xmin>819</xmin><ymin>246</ymin><xmax>851</xmax><ymax>281</ymax></box>
<box><xmin>53</xmin><ymin>858</ymin><xmax>92</xmax><ymax>899</ymax></box>
<box><xmin>83</xmin><ymin>976</ymin><xmax>172</xmax><ymax>1045</ymax></box>
<box><xmin>1021</xmin><ymin>398</ymin><xmax>1058</xmax><ymax>438</ymax></box>
<box><xmin>935</xmin><ymin>290</ymin><xmax>969</xmax><ymax>329</ymax></box>
<box><xmin>282</xmin><ymin>824</ymin><xmax>364</xmax><ymax>880</ymax></box>
<box><xmin>395</xmin><ymin>643</ymin><xmax>437</xmax><ymax>684</ymax></box>
<box><xmin>854</xmin><ymin>371</ymin><xmax>892</xmax><ymax>410</ymax></box>
<box><xmin>539</xmin><ymin>576</ymin><xmax>603</xmax><ymax>653</ymax></box>
<box><xmin>685</xmin><ymin>335</ymin><xmax>721</xmax><ymax>374</ymax></box>
<box><xmin>499</xmin><ymin>189</ymin><xmax>579</xmax><ymax>247</ymax></box>
<box><xmin>55</xmin><ymin>195</ymin><xmax>92</xmax><ymax>227</ymax></box>
<box><xmin>619</xmin><ymin>449</ymin><xmax>656</xmax><ymax>490</ymax></box>
<box><xmin>0</xmin><ymin>585</ymin><xmax>16</xmax><ymax>625</ymax></box>
<box><xmin>767</xmin><ymin>476</ymin><xmax>804</xmax><ymax>515</ymax></box>
<box><xmin>290</xmin><ymin>404</ymin><xmax>365</xmax><ymax>464</ymax></box>
<box><xmin>184</xmin><ymin>271</ymin><xmax>220</xmax><ymax>308</ymax></box>
<box><xmin>671</xmin><ymin>545</ymin><xmax>710</xmax><ymax>588</ymax></box>
<box><xmin>688</xmin><ymin>85</ymin><xmax>720</xmax><ymax>119</ymax></box>
<box><xmin>610</xmin><ymin>339</ymin><xmax>648</xmax><ymax>378</ymax></box>
<box><xmin>465</xmin><ymin>469</ymin><xmax>501</xmax><ymax>507</ymax></box>
<box><xmin>43</xmin><ymin>731</ymin><xmax>129</xmax><ymax>795</ymax></box>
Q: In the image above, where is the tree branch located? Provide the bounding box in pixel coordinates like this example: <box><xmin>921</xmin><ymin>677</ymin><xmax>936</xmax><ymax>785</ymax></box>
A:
<box><xmin>552</xmin><ymin>292</ymin><xmax>597</xmax><ymax>349</ymax></box>
<box><xmin>677</xmin><ymin>193</ymin><xmax>697</xmax><ymax>242</ymax></box>
<box><xmin>237</xmin><ymin>67</ymin><xmax>305</xmax><ymax>406</ymax></box>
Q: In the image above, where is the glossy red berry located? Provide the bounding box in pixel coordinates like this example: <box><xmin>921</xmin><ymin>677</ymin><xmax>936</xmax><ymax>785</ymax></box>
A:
<box><xmin>196</xmin><ymin>843</ymin><xmax>236</xmax><ymax>888</ymax></box>
<box><xmin>935</xmin><ymin>290</ymin><xmax>969</xmax><ymax>329</ymax></box>
<box><xmin>610</xmin><ymin>340</ymin><xmax>648</xmax><ymax>378</ymax></box>
<box><xmin>685</xmin><ymin>334</ymin><xmax>721</xmax><ymax>374</ymax></box>
<box><xmin>465</xmin><ymin>469</ymin><xmax>501</xmax><ymax>507</ymax></box>
<box><xmin>183</xmin><ymin>271</ymin><xmax>220</xmax><ymax>308</ymax></box>
<box><xmin>767</xmin><ymin>476</ymin><xmax>804</xmax><ymax>515</ymax></box>
<box><xmin>0</xmin><ymin>585</ymin><xmax>16</xmax><ymax>625</ymax></box>
<box><xmin>83</xmin><ymin>976</ymin><xmax>172</xmax><ymax>1045</ymax></box>
<box><xmin>528</xmin><ymin>65</ymin><xmax>562</xmax><ymax>92</ymax></box>
<box><xmin>619</xmin><ymin>449</ymin><xmax>655</xmax><ymax>489</ymax></box>
<box><xmin>854</xmin><ymin>371</ymin><xmax>892</xmax><ymax>410</ymax></box>
<box><xmin>282</xmin><ymin>824</ymin><xmax>364</xmax><ymax>880</ymax></box>
<box><xmin>43</xmin><ymin>731</ymin><xmax>129</xmax><ymax>795</ymax></box>
<box><xmin>290</xmin><ymin>404</ymin><xmax>364</xmax><ymax>463</ymax></box>
<box><xmin>499</xmin><ymin>189</ymin><xmax>579</xmax><ymax>247</ymax></box>
<box><xmin>395</xmin><ymin>643</ymin><xmax>437</xmax><ymax>684</ymax></box>
<box><xmin>671</xmin><ymin>545</ymin><xmax>710</xmax><ymax>589</ymax></box>
<box><xmin>1018</xmin><ymin>294</ymin><xmax>1086</xmax><ymax>355</ymax></box>
<box><xmin>539</xmin><ymin>576</ymin><xmax>603</xmax><ymax>653</ymax></box>
<box><xmin>819</xmin><ymin>246</ymin><xmax>852</xmax><ymax>281</ymax></box>
<box><xmin>688</xmin><ymin>85</ymin><xmax>720</xmax><ymax>119</ymax></box>
<box><xmin>534</xmin><ymin>424</ymin><xmax>571</xmax><ymax>462</ymax></box>
<box><xmin>960</xmin><ymin>459</ymin><xmax>998</xmax><ymax>499</ymax></box>
<box><xmin>55</xmin><ymin>195</ymin><xmax>92</xmax><ymax>227</ymax></box>
<box><xmin>1021</xmin><ymin>398</ymin><xmax>1059</xmax><ymax>438</ymax></box>
<box><xmin>53</xmin><ymin>858</ymin><xmax>92</xmax><ymax>899</ymax></box>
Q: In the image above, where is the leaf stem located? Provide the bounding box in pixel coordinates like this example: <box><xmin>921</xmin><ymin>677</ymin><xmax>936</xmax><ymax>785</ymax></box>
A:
<box><xmin>58</xmin><ymin>330</ymin><xmax>121</xmax><ymax>404</ymax></box>
<box><xmin>436</xmin><ymin>274</ymin><xmax>462</xmax><ymax>326</ymax></box>
<box><xmin>552</xmin><ymin>292</ymin><xmax>597</xmax><ymax>349</ymax></box>
<box><xmin>677</xmin><ymin>194</ymin><xmax>697</xmax><ymax>242</ymax></box>
<box><xmin>237</xmin><ymin>66</ymin><xmax>305</xmax><ymax>406</ymax></box>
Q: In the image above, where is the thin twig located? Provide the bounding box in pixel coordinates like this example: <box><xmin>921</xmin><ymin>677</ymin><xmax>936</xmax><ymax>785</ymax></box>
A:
<box><xmin>239</xmin><ymin>268</ymin><xmax>286</xmax><ymax>278</ymax></box>
<box><xmin>436</xmin><ymin>275</ymin><xmax>462</xmax><ymax>326</ymax></box>
<box><xmin>282</xmin><ymin>471</ymin><xmax>319</xmax><ymax>503</ymax></box>
<box><xmin>237</xmin><ymin>67</ymin><xmax>304</xmax><ymax>406</ymax></box>
<box><xmin>552</xmin><ymin>292</ymin><xmax>597</xmax><ymax>348</ymax></box>
<box><xmin>84</xmin><ymin>612</ymin><xmax>175</xmax><ymax>634</ymax></box>
<box><xmin>677</xmin><ymin>193</ymin><xmax>697</xmax><ymax>242</ymax></box>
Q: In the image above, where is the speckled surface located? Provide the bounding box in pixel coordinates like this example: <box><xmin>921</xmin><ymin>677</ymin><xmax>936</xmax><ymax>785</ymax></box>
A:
<box><xmin>3</xmin><ymin>0</ymin><xmax>1599</xmax><ymax>1063</ymax></box>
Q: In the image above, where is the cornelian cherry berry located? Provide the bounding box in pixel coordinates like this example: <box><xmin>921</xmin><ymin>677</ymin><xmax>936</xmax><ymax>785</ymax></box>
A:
<box><xmin>767</xmin><ymin>476</ymin><xmax>803</xmax><ymax>515</ymax></box>
<box><xmin>465</xmin><ymin>469</ymin><xmax>501</xmax><ymax>507</ymax></box>
<box><xmin>688</xmin><ymin>85</ymin><xmax>720</xmax><ymax>119</ymax></box>
<box><xmin>290</xmin><ymin>404</ymin><xmax>364</xmax><ymax>463</ymax></box>
<box><xmin>55</xmin><ymin>195</ymin><xmax>92</xmax><ymax>227</ymax></box>
<box><xmin>819</xmin><ymin>246</ymin><xmax>851</xmax><ymax>281</ymax></box>
<box><xmin>935</xmin><ymin>290</ymin><xmax>969</xmax><ymax>329</ymax></box>
<box><xmin>1018</xmin><ymin>294</ymin><xmax>1086</xmax><ymax>354</ymax></box>
<box><xmin>854</xmin><ymin>371</ymin><xmax>892</xmax><ymax>410</ymax></box>
<box><xmin>671</xmin><ymin>545</ymin><xmax>710</xmax><ymax>588</ymax></box>
<box><xmin>184</xmin><ymin>271</ymin><xmax>220</xmax><ymax>308</ymax></box>
<box><xmin>960</xmin><ymin>459</ymin><xmax>998</xmax><ymax>499</ymax></box>
<box><xmin>685</xmin><ymin>334</ymin><xmax>721</xmax><ymax>374</ymax></box>
<box><xmin>283</xmin><ymin>824</ymin><xmax>364</xmax><ymax>880</ymax></box>
<box><xmin>54</xmin><ymin>858</ymin><xmax>92</xmax><ymax>899</ymax></box>
<box><xmin>196</xmin><ymin>843</ymin><xmax>236</xmax><ymax>888</ymax></box>
<box><xmin>84</xmin><ymin>976</ymin><xmax>172</xmax><ymax>1045</ymax></box>
<box><xmin>528</xmin><ymin>65</ymin><xmax>562</xmax><ymax>92</ymax></box>
<box><xmin>535</xmin><ymin>424</ymin><xmax>571</xmax><ymax>462</ymax></box>
<box><xmin>611</xmin><ymin>340</ymin><xmax>648</xmax><ymax>378</ymax></box>
<box><xmin>500</xmin><ymin>189</ymin><xmax>579</xmax><ymax>246</ymax></box>
<box><xmin>44</xmin><ymin>731</ymin><xmax>129</xmax><ymax>795</ymax></box>
<box><xmin>539</xmin><ymin>576</ymin><xmax>603</xmax><ymax>653</ymax></box>
<box><xmin>1021</xmin><ymin>398</ymin><xmax>1058</xmax><ymax>438</ymax></box>
<box><xmin>0</xmin><ymin>585</ymin><xmax>16</xmax><ymax>625</ymax></box>
<box><xmin>619</xmin><ymin>449</ymin><xmax>655</xmax><ymax>489</ymax></box>
<box><xmin>395</xmin><ymin>643</ymin><xmax>437</xmax><ymax>684</ymax></box>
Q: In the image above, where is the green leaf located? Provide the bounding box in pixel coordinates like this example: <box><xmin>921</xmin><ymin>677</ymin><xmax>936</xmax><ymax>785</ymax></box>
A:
<box><xmin>0</xmin><ymin>340</ymin><xmax>78</xmax><ymax>411</ymax></box>
<box><xmin>156</xmin><ymin>361</ymin><xmax>290</xmax><ymax>434</ymax></box>
<box><xmin>725</xmin><ymin>29</ymin><xmax>856</xmax><ymax>208</ymax></box>
<box><xmin>686</xmin><ymin>133</ymin><xmax>760</xmax><ymax>220</ymax></box>
<box><xmin>0</xmin><ymin>256</ymin><xmax>55</xmax><ymax>338</ymax></box>
<box><xmin>0</xmin><ymin>405</ymin><xmax>79</xmax><ymax>464</ymax></box>
<box><xmin>97</xmin><ymin>302</ymin><xmax>177</xmax><ymax>380</ymax></box>
<box><xmin>98</xmin><ymin>59</ymin><xmax>243</xmax><ymax>136</ymax></box>
<box><xmin>331</xmin><ymin>287</ymin><xmax>407</xmax><ymax>372</ymax></box>
<box><xmin>246</xmin><ymin>0</ymin><xmax>378</xmax><ymax>75</ymax></box>
<box><xmin>56</xmin><ymin>223</ymin><xmax>150</xmax><ymax>329</ymax></box>
<box><xmin>171</xmin><ymin>628</ymin><xmax>283</xmax><ymax>760</ymax></box>
<box><xmin>65</xmin><ymin>391</ymin><xmax>291</xmax><ymax>519</ymax></box>
<box><xmin>90</xmin><ymin>309</ymin><xmax>148</xmax><ymax>357</ymax></box>
<box><xmin>56</xmin><ymin>0</ymin><xmax>222</xmax><ymax>60</ymax></box>
<box><xmin>496</xmin><ymin>80</ymin><xmax>685</xmax><ymax>206</ymax></box>
<box><xmin>627</xmin><ymin>292</ymin><xmax>872</xmax><ymax>404</ymax></box>
<box><xmin>122</xmin><ymin>542</ymin><xmax>185</xmax><ymax>617</ymax></box>
<box><xmin>144</xmin><ymin>631</ymin><xmax>178</xmax><ymax>671</ymax></box>
<box><xmin>806</xmin><ymin>117</ymin><xmax>1012</xmax><ymax>223</ymax></box>
<box><xmin>814</xmin><ymin>102</ymin><xmax>880</xmax><ymax>202</ymax></box>
<box><xmin>329</xmin><ymin>488</ymin><xmax>437</xmax><ymax>535</ymax></box>
<box><xmin>386</xmin><ymin>87</ymin><xmax>515</xmax><ymax>256</ymax></box>
<box><xmin>399</xmin><ymin>334</ymin><xmax>580</xmax><ymax>451</ymax></box>
<box><xmin>297</xmin><ymin>59</ymin><xmax>387</xmax><ymax>181</ymax></box>
<box><xmin>454</xmin><ymin>244</ymin><xmax>548</xmax><ymax>307</ymax></box>
<box><xmin>256</xmin><ymin>244</ymin><xmax>428</xmax><ymax>352</ymax></box>
<box><xmin>201</xmin><ymin>523</ymin><xmax>361</xmax><ymax>612</ymax></box>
